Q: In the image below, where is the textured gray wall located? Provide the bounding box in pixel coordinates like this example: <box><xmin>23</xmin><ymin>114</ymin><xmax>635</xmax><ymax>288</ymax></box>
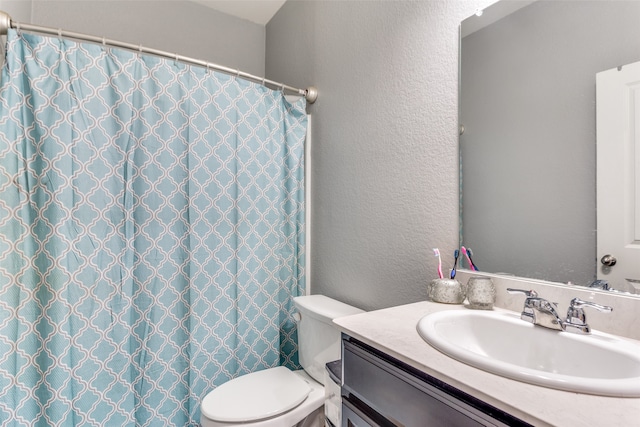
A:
<box><xmin>0</xmin><ymin>0</ymin><xmax>494</xmax><ymax>311</ymax></box>
<box><xmin>461</xmin><ymin>1</ymin><xmax>640</xmax><ymax>286</ymax></box>
<box><xmin>0</xmin><ymin>0</ymin><xmax>265</xmax><ymax>76</ymax></box>
<box><xmin>266</xmin><ymin>0</ymin><xmax>491</xmax><ymax>311</ymax></box>
<box><xmin>0</xmin><ymin>0</ymin><xmax>31</xmax><ymax>22</ymax></box>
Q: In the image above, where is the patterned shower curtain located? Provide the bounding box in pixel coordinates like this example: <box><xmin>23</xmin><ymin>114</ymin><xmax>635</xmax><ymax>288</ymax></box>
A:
<box><xmin>0</xmin><ymin>29</ymin><xmax>307</xmax><ymax>426</ymax></box>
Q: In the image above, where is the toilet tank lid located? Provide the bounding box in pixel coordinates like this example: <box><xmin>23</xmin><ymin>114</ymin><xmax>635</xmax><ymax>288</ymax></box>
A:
<box><xmin>294</xmin><ymin>295</ymin><xmax>364</xmax><ymax>323</ymax></box>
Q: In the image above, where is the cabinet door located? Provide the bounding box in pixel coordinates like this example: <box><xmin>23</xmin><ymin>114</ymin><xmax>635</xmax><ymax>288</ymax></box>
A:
<box><xmin>342</xmin><ymin>338</ymin><xmax>529</xmax><ymax>427</ymax></box>
<box><xmin>341</xmin><ymin>398</ymin><xmax>383</xmax><ymax>427</ymax></box>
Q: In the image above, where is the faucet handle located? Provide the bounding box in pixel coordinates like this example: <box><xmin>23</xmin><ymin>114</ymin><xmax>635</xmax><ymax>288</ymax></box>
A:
<box><xmin>569</xmin><ymin>298</ymin><xmax>612</xmax><ymax>313</ymax></box>
<box><xmin>567</xmin><ymin>298</ymin><xmax>612</xmax><ymax>320</ymax></box>
<box><xmin>565</xmin><ymin>298</ymin><xmax>613</xmax><ymax>334</ymax></box>
<box><xmin>506</xmin><ymin>288</ymin><xmax>538</xmax><ymax>298</ymax></box>
<box><xmin>571</xmin><ymin>298</ymin><xmax>613</xmax><ymax>313</ymax></box>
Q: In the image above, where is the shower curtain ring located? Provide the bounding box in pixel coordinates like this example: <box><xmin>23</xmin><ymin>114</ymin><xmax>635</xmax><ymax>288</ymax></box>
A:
<box><xmin>57</xmin><ymin>28</ymin><xmax>62</xmax><ymax>41</ymax></box>
<box><xmin>138</xmin><ymin>44</ymin><xmax>142</xmax><ymax>57</ymax></box>
<box><xmin>15</xmin><ymin>22</ymin><xmax>20</xmax><ymax>35</ymax></box>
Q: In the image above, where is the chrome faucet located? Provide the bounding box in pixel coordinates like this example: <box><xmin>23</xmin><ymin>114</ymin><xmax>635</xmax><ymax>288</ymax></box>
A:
<box><xmin>587</xmin><ymin>279</ymin><xmax>610</xmax><ymax>291</ymax></box>
<box><xmin>564</xmin><ymin>298</ymin><xmax>613</xmax><ymax>334</ymax></box>
<box><xmin>507</xmin><ymin>289</ymin><xmax>612</xmax><ymax>334</ymax></box>
<box><xmin>507</xmin><ymin>288</ymin><xmax>564</xmax><ymax>330</ymax></box>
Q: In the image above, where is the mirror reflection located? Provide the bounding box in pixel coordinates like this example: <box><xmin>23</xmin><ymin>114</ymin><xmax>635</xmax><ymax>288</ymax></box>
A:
<box><xmin>460</xmin><ymin>0</ymin><xmax>640</xmax><ymax>294</ymax></box>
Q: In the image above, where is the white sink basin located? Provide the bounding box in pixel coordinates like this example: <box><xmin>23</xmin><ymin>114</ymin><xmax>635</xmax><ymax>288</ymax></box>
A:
<box><xmin>417</xmin><ymin>309</ymin><xmax>640</xmax><ymax>397</ymax></box>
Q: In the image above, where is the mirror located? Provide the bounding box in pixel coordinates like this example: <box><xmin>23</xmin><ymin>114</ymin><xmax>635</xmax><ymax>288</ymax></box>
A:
<box><xmin>460</xmin><ymin>0</ymin><xmax>640</xmax><ymax>293</ymax></box>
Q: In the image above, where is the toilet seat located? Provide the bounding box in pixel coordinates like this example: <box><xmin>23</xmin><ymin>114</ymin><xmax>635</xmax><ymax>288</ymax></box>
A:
<box><xmin>201</xmin><ymin>366</ymin><xmax>312</xmax><ymax>423</ymax></box>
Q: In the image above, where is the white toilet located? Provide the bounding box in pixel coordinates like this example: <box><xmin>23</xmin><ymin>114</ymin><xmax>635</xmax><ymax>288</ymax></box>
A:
<box><xmin>200</xmin><ymin>295</ymin><xmax>364</xmax><ymax>427</ymax></box>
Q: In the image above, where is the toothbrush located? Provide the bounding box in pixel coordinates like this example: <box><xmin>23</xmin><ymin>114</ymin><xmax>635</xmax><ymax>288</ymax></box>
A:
<box><xmin>450</xmin><ymin>249</ymin><xmax>460</xmax><ymax>279</ymax></box>
<box><xmin>467</xmin><ymin>247</ymin><xmax>479</xmax><ymax>271</ymax></box>
<box><xmin>433</xmin><ymin>248</ymin><xmax>443</xmax><ymax>279</ymax></box>
<box><xmin>461</xmin><ymin>246</ymin><xmax>478</xmax><ymax>271</ymax></box>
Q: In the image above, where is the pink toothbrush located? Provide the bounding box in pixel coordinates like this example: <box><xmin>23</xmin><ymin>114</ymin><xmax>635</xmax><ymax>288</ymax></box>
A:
<box><xmin>433</xmin><ymin>248</ymin><xmax>443</xmax><ymax>279</ymax></box>
<box><xmin>461</xmin><ymin>246</ymin><xmax>478</xmax><ymax>271</ymax></box>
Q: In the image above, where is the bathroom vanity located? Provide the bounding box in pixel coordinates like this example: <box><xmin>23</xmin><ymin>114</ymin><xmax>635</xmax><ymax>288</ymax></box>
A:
<box><xmin>341</xmin><ymin>335</ymin><xmax>529</xmax><ymax>426</ymax></box>
<box><xmin>334</xmin><ymin>301</ymin><xmax>640</xmax><ymax>426</ymax></box>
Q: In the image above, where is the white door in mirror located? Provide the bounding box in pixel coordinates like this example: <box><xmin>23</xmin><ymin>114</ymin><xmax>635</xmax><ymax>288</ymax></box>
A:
<box><xmin>596</xmin><ymin>61</ymin><xmax>640</xmax><ymax>293</ymax></box>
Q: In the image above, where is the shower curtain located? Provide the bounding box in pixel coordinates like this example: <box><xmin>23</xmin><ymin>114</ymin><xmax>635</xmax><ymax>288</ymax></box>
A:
<box><xmin>0</xmin><ymin>29</ymin><xmax>307</xmax><ymax>426</ymax></box>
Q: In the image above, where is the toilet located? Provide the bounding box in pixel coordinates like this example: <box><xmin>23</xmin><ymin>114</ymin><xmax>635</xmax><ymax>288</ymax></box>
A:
<box><xmin>200</xmin><ymin>295</ymin><xmax>364</xmax><ymax>427</ymax></box>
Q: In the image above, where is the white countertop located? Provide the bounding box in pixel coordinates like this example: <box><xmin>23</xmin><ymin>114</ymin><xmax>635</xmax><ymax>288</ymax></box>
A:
<box><xmin>333</xmin><ymin>301</ymin><xmax>640</xmax><ymax>427</ymax></box>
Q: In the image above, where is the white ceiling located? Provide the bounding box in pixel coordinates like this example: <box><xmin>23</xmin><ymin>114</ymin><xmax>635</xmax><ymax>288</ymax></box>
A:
<box><xmin>193</xmin><ymin>0</ymin><xmax>287</xmax><ymax>25</ymax></box>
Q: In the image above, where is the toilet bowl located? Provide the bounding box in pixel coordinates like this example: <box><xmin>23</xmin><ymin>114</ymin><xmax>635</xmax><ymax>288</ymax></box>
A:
<box><xmin>199</xmin><ymin>295</ymin><xmax>363</xmax><ymax>427</ymax></box>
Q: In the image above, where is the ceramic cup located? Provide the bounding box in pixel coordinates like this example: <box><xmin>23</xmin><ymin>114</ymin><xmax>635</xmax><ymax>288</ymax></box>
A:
<box><xmin>428</xmin><ymin>278</ymin><xmax>466</xmax><ymax>304</ymax></box>
<box><xmin>466</xmin><ymin>276</ymin><xmax>496</xmax><ymax>310</ymax></box>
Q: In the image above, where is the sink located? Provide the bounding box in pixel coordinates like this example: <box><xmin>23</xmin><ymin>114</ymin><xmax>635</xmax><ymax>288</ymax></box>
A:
<box><xmin>416</xmin><ymin>309</ymin><xmax>640</xmax><ymax>397</ymax></box>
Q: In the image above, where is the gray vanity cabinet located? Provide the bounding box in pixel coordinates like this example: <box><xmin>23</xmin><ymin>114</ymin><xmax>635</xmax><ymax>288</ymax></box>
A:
<box><xmin>340</xmin><ymin>335</ymin><xmax>531</xmax><ymax>427</ymax></box>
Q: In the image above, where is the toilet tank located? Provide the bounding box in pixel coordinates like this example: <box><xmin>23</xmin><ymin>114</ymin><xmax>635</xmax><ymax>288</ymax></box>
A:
<box><xmin>293</xmin><ymin>295</ymin><xmax>364</xmax><ymax>384</ymax></box>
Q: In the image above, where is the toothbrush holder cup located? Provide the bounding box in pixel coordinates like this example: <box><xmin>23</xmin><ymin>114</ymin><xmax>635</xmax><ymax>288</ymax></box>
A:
<box><xmin>465</xmin><ymin>276</ymin><xmax>496</xmax><ymax>310</ymax></box>
<box><xmin>428</xmin><ymin>278</ymin><xmax>466</xmax><ymax>304</ymax></box>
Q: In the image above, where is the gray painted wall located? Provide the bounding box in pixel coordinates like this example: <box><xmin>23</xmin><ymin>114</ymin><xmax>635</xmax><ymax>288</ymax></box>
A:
<box><xmin>0</xmin><ymin>0</ymin><xmax>265</xmax><ymax>76</ymax></box>
<box><xmin>0</xmin><ymin>0</ymin><xmax>30</xmax><ymax>22</ymax></box>
<box><xmin>266</xmin><ymin>0</ymin><xmax>491</xmax><ymax>311</ymax></box>
<box><xmin>0</xmin><ymin>0</ymin><xmax>494</xmax><ymax>312</ymax></box>
<box><xmin>461</xmin><ymin>1</ymin><xmax>640</xmax><ymax>286</ymax></box>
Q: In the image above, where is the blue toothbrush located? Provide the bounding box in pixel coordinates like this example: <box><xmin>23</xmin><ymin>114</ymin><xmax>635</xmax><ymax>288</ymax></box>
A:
<box><xmin>450</xmin><ymin>249</ymin><xmax>460</xmax><ymax>279</ymax></box>
<box><xmin>467</xmin><ymin>247</ymin><xmax>479</xmax><ymax>271</ymax></box>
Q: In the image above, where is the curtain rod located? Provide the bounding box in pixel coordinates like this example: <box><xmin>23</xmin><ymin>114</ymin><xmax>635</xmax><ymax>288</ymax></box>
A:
<box><xmin>0</xmin><ymin>11</ymin><xmax>318</xmax><ymax>104</ymax></box>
